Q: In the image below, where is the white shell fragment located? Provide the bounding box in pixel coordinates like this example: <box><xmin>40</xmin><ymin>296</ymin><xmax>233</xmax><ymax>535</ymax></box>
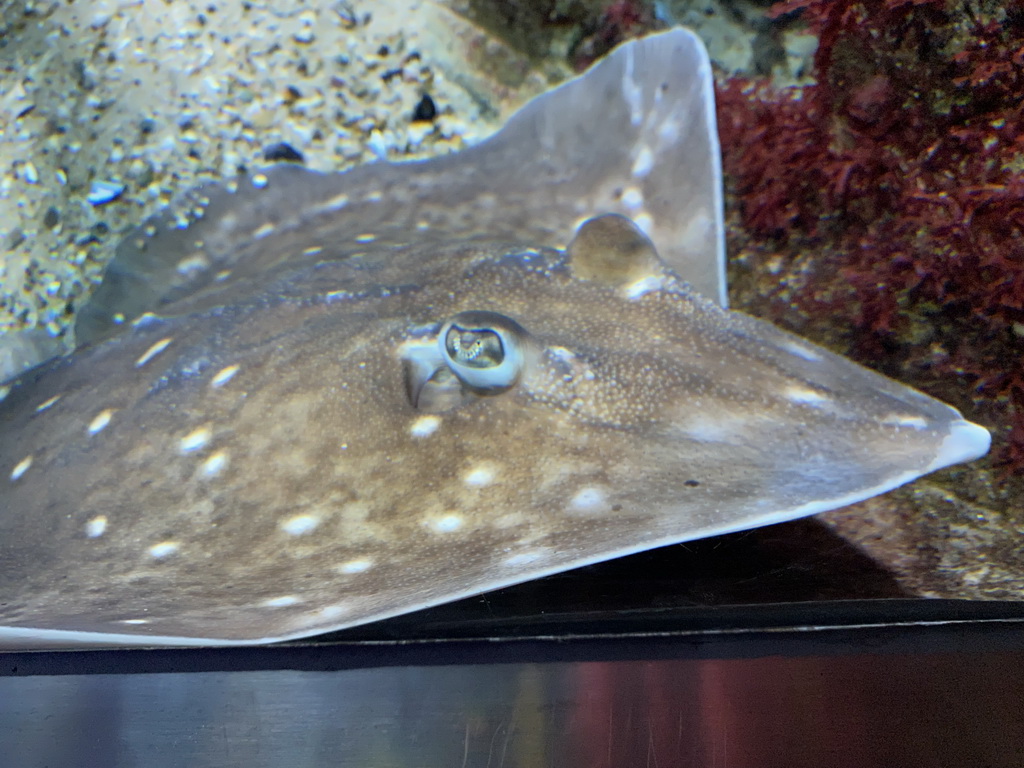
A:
<box><xmin>86</xmin><ymin>180</ymin><xmax>126</xmax><ymax>206</ymax></box>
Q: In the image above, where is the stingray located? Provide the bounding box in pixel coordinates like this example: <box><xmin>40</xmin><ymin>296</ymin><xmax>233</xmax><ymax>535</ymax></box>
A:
<box><xmin>0</xmin><ymin>29</ymin><xmax>989</xmax><ymax>648</ymax></box>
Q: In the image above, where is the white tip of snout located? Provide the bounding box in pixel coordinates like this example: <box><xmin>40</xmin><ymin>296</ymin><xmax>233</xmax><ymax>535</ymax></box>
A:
<box><xmin>928</xmin><ymin>419</ymin><xmax>991</xmax><ymax>472</ymax></box>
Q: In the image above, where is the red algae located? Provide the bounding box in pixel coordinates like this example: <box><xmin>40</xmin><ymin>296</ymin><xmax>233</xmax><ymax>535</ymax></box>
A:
<box><xmin>717</xmin><ymin>0</ymin><xmax>1024</xmax><ymax>471</ymax></box>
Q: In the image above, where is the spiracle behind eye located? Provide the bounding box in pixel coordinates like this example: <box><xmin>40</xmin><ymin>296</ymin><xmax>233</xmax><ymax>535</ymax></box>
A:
<box><xmin>439</xmin><ymin>311</ymin><xmax>528</xmax><ymax>394</ymax></box>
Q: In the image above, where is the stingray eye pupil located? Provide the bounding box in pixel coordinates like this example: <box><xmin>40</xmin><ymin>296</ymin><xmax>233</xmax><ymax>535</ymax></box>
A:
<box><xmin>437</xmin><ymin>311</ymin><xmax>529</xmax><ymax>395</ymax></box>
<box><xmin>446</xmin><ymin>327</ymin><xmax>504</xmax><ymax>368</ymax></box>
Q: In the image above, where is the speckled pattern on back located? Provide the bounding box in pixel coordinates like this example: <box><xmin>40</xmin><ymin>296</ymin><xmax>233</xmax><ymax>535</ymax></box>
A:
<box><xmin>0</xmin><ymin>31</ymin><xmax>988</xmax><ymax>648</ymax></box>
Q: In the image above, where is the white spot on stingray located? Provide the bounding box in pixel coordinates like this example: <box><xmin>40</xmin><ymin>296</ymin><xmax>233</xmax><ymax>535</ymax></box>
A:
<box><xmin>0</xmin><ymin>385</ymin><xmax>9</xmax><ymax>402</ymax></box>
<box><xmin>784</xmin><ymin>385</ymin><xmax>830</xmax><ymax>406</ymax></box>
<box><xmin>409</xmin><ymin>414</ymin><xmax>441</xmax><ymax>438</ymax></box>
<box><xmin>463</xmin><ymin>464</ymin><xmax>496</xmax><ymax>487</ymax></box>
<box><xmin>492</xmin><ymin>511</ymin><xmax>527</xmax><ymax>529</ymax></box>
<box><xmin>211</xmin><ymin>364</ymin><xmax>240</xmax><ymax>387</ymax></box>
<box><xmin>10</xmin><ymin>455</ymin><xmax>32</xmax><ymax>481</ymax></box>
<box><xmin>337</xmin><ymin>558</ymin><xmax>374</xmax><ymax>574</ymax></box>
<box><xmin>622</xmin><ymin>48</ymin><xmax>643</xmax><ymax>126</ymax></box>
<box><xmin>570</xmin><ymin>487</ymin><xmax>608</xmax><ymax>512</ymax></box>
<box><xmin>262</xmin><ymin>595</ymin><xmax>300</xmax><ymax>608</ymax></box>
<box><xmin>354</xmin><ymin>233</ymin><xmax>377</xmax><ymax>243</ymax></box>
<box><xmin>624</xmin><ymin>274</ymin><xmax>666</xmax><ymax>300</ymax></box>
<box><xmin>35</xmin><ymin>394</ymin><xmax>61</xmax><ymax>412</ymax></box>
<box><xmin>136</xmin><ymin>337</ymin><xmax>172</xmax><ymax>367</ymax></box>
<box><xmin>251</xmin><ymin>173</ymin><xmax>269</xmax><ymax>189</ymax></box>
<box><xmin>87</xmin><ymin>408</ymin><xmax>115</xmax><ymax>435</ymax></box>
<box><xmin>149</xmin><ymin>541</ymin><xmax>179</xmax><ymax>559</ymax></box>
<box><xmin>179</xmin><ymin>426</ymin><xmax>212</xmax><ymax>454</ymax></box>
<box><xmin>253</xmin><ymin>222</ymin><xmax>276</xmax><ymax>239</ymax></box>
<box><xmin>316</xmin><ymin>192</ymin><xmax>348</xmax><ymax>213</ymax></box>
<box><xmin>85</xmin><ymin>515</ymin><xmax>108</xmax><ymax>538</ymax></box>
<box><xmin>314</xmin><ymin>604</ymin><xmax>351</xmax><ymax>621</ymax></box>
<box><xmin>781</xmin><ymin>340</ymin><xmax>822</xmax><ymax>362</ymax></box>
<box><xmin>621</xmin><ymin>186</ymin><xmax>644</xmax><ymax>211</ymax></box>
<box><xmin>201</xmin><ymin>450</ymin><xmax>229</xmax><ymax>478</ymax></box>
<box><xmin>120</xmin><ymin>619</ymin><xmax>149</xmax><ymax>625</ymax></box>
<box><xmin>366</xmin><ymin>190</ymin><xmax>383</xmax><ymax>203</ymax></box>
<box><xmin>682</xmin><ymin>414</ymin><xmax>744</xmax><ymax>444</ymax></box>
<box><xmin>426</xmin><ymin>513</ymin><xmax>464</xmax><ymax>533</ymax></box>
<box><xmin>175</xmin><ymin>255</ymin><xmax>209</xmax><ymax>275</ymax></box>
<box><xmin>504</xmin><ymin>549</ymin><xmax>551</xmax><ymax>567</ymax></box>
<box><xmin>280</xmin><ymin>514</ymin><xmax>320</xmax><ymax>536</ymax></box>
<box><xmin>658</xmin><ymin>118</ymin><xmax>681</xmax><ymax>144</ymax></box>
<box><xmin>302</xmin><ymin>245</ymin><xmax>323</xmax><ymax>256</ymax></box>
<box><xmin>132</xmin><ymin>312</ymin><xmax>161</xmax><ymax>329</ymax></box>
<box><xmin>634</xmin><ymin>212</ymin><xmax>654</xmax><ymax>235</ymax></box>
<box><xmin>882</xmin><ymin>413</ymin><xmax>929</xmax><ymax>430</ymax></box>
<box><xmin>632</xmin><ymin>146</ymin><xmax>654</xmax><ymax>178</ymax></box>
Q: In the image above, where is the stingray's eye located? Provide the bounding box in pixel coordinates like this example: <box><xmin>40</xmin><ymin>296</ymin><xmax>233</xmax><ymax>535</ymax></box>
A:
<box><xmin>439</xmin><ymin>311</ymin><xmax>528</xmax><ymax>394</ymax></box>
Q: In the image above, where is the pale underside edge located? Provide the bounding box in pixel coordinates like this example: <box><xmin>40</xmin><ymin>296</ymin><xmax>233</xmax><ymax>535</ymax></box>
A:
<box><xmin>0</xmin><ymin>451</ymin><xmax>960</xmax><ymax>650</ymax></box>
<box><xmin>696</xmin><ymin>44</ymin><xmax>727</xmax><ymax>309</ymax></box>
<box><xmin>926</xmin><ymin>420</ymin><xmax>990</xmax><ymax>473</ymax></box>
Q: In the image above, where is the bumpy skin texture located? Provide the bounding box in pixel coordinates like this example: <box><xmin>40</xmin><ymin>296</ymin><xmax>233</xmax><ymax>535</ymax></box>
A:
<box><xmin>0</xmin><ymin>31</ymin><xmax>986</xmax><ymax>647</ymax></box>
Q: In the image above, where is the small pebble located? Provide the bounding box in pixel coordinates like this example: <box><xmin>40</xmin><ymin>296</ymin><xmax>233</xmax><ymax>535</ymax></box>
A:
<box><xmin>263</xmin><ymin>142</ymin><xmax>305</xmax><ymax>163</ymax></box>
<box><xmin>87</xmin><ymin>180</ymin><xmax>126</xmax><ymax>205</ymax></box>
<box><xmin>366</xmin><ymin>130</ymin><xmax>389</xmax><ymax>159</ymax></box>
<box><xmin>412</xmin><ymin>93</ymin><xmax>437</xmax><ymax>122</ymax></box>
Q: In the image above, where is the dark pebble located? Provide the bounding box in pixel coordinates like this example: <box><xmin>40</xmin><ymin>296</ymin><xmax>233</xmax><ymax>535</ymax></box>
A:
<box><xmin>263</xmin><ymin>142</ymin><xmax>305</xmax><ymax>163</ymax></box>
<box><xmin>412</xmin><ymin>93</ymin><xmax>437</xmax><ymax>122</ymax></box>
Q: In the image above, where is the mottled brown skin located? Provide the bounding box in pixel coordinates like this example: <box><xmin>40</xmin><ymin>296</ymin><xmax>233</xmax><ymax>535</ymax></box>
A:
<box><xmin>0</xmin><ymin>214</ymin><xmax>971</xmax><ymax>642</ymax></box>
<box><xmin>0</xmin><ymin>31</ymin><xmax>986</xmax><ymax>646</ymax></box>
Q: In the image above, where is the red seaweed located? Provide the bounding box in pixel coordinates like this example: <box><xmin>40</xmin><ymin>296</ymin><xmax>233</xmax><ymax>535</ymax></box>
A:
<box><xmin>717</xmin><ymin>0</ymin><xmax>1024</xmax><ymax>471</ymax></box>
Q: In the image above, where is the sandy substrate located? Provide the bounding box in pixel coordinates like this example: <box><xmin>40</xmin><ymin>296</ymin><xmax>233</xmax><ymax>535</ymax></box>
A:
<box><xmin>0</xmin><ymin>0</ymin><xmax>557</xmax><ymax>376</ymax></box>
<box><xmin>0</xmin><ymin>0</ymin><xmax>810</xmax><ymax>380</ymax></box>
